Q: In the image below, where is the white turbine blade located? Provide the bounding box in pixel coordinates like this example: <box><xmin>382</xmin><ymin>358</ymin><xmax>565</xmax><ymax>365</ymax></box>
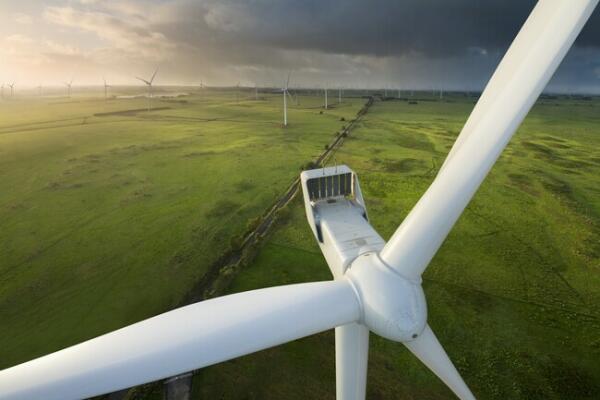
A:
<box><xmin>150</xmin><ymin>67</ymin><xmax>158</xmax><ymax>84</ymax></box>
<box><xmin>0</xmin><ymin>280</ymin><xmax>360</xmax><ymax>400</ymax></box>
<box><xmin>380</xmin><ymin>0</ymin><xmax>598</xmax><ymax>280</ymax></box>
<box><xmin>286</xmin><ymin>89</ymin><xmax>294</xmax><ymax>103</ymax></box>
<box><xmin>285</xmin><ymin>71</ymin><xmax>291</xmax><ymax>90</ymax></box>
<box><xmin>136</xmin><ymin>77</ymin><xmax>150</xmax><ymax>85</ymax></box>
<box><xmin>404</xmin><ymin>325</ymin><xmax>475</xmax><ymax>400</ymax></box>
<box><xmin>336</xmin><ymin>323</ymin><xmax>369</xmax><ymax>400</ymax></box>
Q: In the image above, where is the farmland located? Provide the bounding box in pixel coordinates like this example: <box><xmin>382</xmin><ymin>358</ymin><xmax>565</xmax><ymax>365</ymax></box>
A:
<box><xmin>0</xmin><ymin>89</ymin><xmax>365</xmax><ymax>369</ymax></box>
<box><xmin>193</xmin><ymin>96</ymin><xmax>600</xmax><ymax>399</ymax></box>
<box><xmin>1</xmin><ymin>90</ymin><xmax>599</xmax><ymax>400</ymax></box>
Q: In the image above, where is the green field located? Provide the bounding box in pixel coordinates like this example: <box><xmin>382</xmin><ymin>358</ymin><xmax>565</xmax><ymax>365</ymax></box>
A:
<box><xmin>193</xmin><ymin>97</ymin><xmax>600</xmax><ymax>399</ymax></box>
<box><xmin>1</xmin><ymin>91</ymin><xmax>599</xmax><ymax>400</ymax></box>
<box><xmin>0</xmin><ymin>89</ymin><xmax>365</xmax><ymax>368</ymax></box>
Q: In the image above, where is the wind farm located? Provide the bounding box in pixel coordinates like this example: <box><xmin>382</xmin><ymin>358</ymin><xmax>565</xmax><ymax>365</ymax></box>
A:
<box><xmin>0</xmin><ymin>1</ymin><xmax>599</xmax><ymax>400</ymax></box>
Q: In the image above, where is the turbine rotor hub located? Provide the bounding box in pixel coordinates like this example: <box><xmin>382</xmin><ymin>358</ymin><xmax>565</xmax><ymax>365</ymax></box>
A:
<box><xmin>346</xmin><ymin>251</ymin><xmax>427</xmax><ymax>342</ymax></box>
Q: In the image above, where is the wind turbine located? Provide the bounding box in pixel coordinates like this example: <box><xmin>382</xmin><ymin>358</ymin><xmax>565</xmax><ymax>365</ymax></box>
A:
<box><xmin>64</xmin><ymin>79</ymin><xmax>73</xmax><ymax>98</ymax></box>
<box><xmin>8</xmin><ymin>82</ymin><xmax>15</xmax><ymax>97</ymax></box>
<box><xmin>324</xmin><ymin>84</ymin><xmax>328</xmax><ymax>109</ymax></box>
<box><xmin>103</xmin><ymin>77</ymin><xmax>111</xmax><ymax>101</ymax></box>
<box><xmin>0</xmin><ymin>2</ymin><xmax>597</xmax><ymax>400</ymax></box>
<box><xmin>338</xmin><ymin>86</ymin><xmax>342</xmax><ymax>104</ymax></box>
<box><xmin>281</xmin><ymin>72</ymin><xmax>293</xmax><ymax>127</ymax></box>
<box><xmin>136</xmin><ymin>67</ymin><xmax>158</xmax><ymax>111</ymax></box>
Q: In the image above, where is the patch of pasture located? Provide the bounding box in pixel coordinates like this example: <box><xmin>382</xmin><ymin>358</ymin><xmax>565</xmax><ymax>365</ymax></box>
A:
<box><xmin>196</xmin><ymin>96</ymin><xmax>600</xmax><ymax>400</ymax></box>
<box><xmin>0</xmin><ymin>90</ymin><xmax>365</xmax><ymax>368</ymax></box>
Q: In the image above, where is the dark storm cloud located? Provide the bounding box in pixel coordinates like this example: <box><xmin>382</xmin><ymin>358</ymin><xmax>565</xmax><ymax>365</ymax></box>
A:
<box><xmin>161</xmin><ymin>0</ymin><xmax>600</xmax><ymax>59</ymax></box>
<box><xmin>28</xmin><ymin>0</ymin><xmax>600</xmax><ymax>90</ymax></box>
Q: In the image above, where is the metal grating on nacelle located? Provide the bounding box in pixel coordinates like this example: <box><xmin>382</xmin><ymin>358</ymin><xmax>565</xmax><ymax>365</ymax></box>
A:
<box><xmin>307</xmin><ymin>173</ymin><xmax>352</xmax><ymax>201</ymax></box>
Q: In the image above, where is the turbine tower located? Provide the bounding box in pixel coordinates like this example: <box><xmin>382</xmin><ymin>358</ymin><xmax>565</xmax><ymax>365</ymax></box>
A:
<box><xmin>0</xmin><ymin>2</ymin><xmax>597</xmax><ymax>400</ymax></box>
<box><xmin>324</xmin><ymin>85</ymin><xmax>328</xmax><ymax>109</ymax></box>
<box><xmin>281</xmin><ymin>72</ymin><xmax>293</xmax><ymax>127</ymax></box>
<box><xmin>64</xmin><ymin>79</ymin><xmax>73</xmax><ymax>98</ymax></box>
<box><xmin>136</xmin><ymin>67</ymin><xmax>158</xmax><ymax>111</ymax></box>
<box><xmin>103</xmin><ymin>78</ymin><xmax>111</xmax><ymax>101</ymax></box>
<box><xmin>8</xmin><ymin>82</ymin><xmax>15</xmax><ymax>97</ymax></box>
<box><xmin>338</xmin><ymin>87</ymin><xmax>342</xmax><ymax>104</ymax></box>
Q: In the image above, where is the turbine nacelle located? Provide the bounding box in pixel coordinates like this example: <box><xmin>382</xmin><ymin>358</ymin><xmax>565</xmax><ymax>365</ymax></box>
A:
<box><xmin>301</xmin><ymin>165</ymin><xmax>427</xmax><ymax>342</ymax></box>
<box><xmin>300</xmin><ymin>165</ymin><xmax>377</xmax><ymax>277</ymax></box>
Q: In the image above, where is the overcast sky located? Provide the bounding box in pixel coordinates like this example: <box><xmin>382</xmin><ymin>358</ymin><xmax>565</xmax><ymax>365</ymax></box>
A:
<box><xmin>1</xmin><ymin>0</ymin><xmax>599</xmax><ymax>92</ymax></box>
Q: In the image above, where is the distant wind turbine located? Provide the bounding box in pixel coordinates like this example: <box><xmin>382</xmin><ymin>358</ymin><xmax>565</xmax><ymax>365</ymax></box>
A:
<box><xmin>136</xmin><ymin>67</ymin><xmax>158</xmax><ymax>111</ymax></box>
<box><xmin>338</xmin><ymin>87</ymin><xmax>342</xmax><ymax>104</ymax></box>
<box><xmin>103</xmin><ymin>78</ymin><xmax>111</xmax><ymax>101</ymax></box>
<box><xmin>64</xmin><ymin>78</ymin><xmax>73</xmax><ymax>98</ymax></box>
<box><xmin>324</xmin><ymin>85</ymin><xmax>328</xmax><ymax>109</ymax></box>
<box><xmin>9</xmin><ymin>82</ymin><xmax>15</xmax><ymax>97</ymax></box>
<box><xmin>281</xmin><ymin>72</ymin><xmax>293</xmax><ymax>127</ymax></box>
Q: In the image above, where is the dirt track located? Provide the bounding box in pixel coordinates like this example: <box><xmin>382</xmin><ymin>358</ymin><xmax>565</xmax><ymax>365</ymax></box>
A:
<box><xmin>180</xmin><ymin>96</ymin><xmax>375</xmax><ymax>306</ymax></box>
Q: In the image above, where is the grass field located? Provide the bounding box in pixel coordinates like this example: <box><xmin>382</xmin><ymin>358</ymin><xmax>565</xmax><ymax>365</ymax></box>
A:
<box><xmin>192</xmin><ymin>96</ymin><xmax>600</xmax><ymax>399</ymax></box>
<box><xmin>0</xmin><ymin>89</ymin><xmax>365</xmax><ymax>369</ymax></box>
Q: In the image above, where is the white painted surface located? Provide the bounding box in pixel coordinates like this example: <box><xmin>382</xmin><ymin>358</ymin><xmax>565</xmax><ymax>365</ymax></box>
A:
<box><xmin>347</xmin><ymin>252</ymin><xmax>427</xmax><ymax>342</ymax></box>
<box><xmin>319</xmin><ymin>199</ymin><xmax>384</xmax><ymax>277</ymax></box>
<box><xmin>336</xmin><ymin>323</ymin><xmax>369</xmax><ymax>400</ymax></box>
<box><xmin>0</xmin><ymin>281</ymin><xmax>360</xmax><ymax>400</ymax></box>
<box><xmin>404</xmin><ymin>325</ymin><xmax>475</xmax><ymax>400</ymax></box>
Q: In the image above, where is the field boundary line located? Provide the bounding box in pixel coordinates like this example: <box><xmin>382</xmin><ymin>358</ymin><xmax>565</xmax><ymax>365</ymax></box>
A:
<box><xmin>179</xmin><ymin>97</ymin><xmax>375</xmax><ymax>305</ymax></box>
